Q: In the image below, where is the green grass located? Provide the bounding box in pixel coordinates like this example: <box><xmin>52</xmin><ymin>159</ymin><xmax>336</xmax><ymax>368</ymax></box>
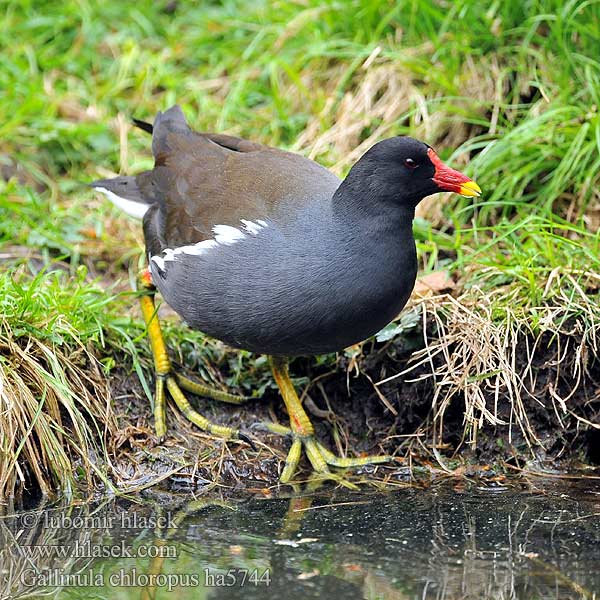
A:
<box><xmin>0</xmin><ymin>0</ymin><xmax>599</xmax><ymax>495</ymax></box>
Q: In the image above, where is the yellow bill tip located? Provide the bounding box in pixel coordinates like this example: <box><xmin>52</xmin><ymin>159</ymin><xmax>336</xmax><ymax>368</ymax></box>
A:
<box><xmin>459</xmin><ymin>180</ymin><xmax>481</xmax><ymax>197</ymax></box>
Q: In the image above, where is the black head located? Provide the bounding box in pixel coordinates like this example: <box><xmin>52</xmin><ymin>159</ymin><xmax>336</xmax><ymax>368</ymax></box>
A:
<box><xmin>337</xmin><ymin>136</ymin><xmax>480</xmax><ymax>211</ymax></box>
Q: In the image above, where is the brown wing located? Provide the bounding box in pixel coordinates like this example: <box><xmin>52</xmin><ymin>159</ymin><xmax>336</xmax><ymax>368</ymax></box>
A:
<box><xmin>139</xmin><ymin>106</ymin><xmax>340</xmax><ymax>256</ymax></box>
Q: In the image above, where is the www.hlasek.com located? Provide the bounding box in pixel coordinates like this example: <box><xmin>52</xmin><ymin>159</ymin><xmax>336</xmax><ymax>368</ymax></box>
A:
<box><xmin>20</xmin><ymin>568</ymin><xmax>272</xmax><ymax>590</ymax></box>
<box><xmin>10</xmin><ymin>540</ymin><xmax>177</xmax><ymax>559</ymax></box>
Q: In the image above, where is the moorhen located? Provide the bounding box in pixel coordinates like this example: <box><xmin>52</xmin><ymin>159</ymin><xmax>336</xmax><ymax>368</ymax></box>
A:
<box><xmin>92</xmin><ymin>105</ymin><xmax>480</xmax><ymax>482</ymax></box>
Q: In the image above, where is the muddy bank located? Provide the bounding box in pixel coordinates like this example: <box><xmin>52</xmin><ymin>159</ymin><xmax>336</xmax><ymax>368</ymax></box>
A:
<box><xmin>106</xmin><ymin>310</ymin><xmax>600</xmax><ymax>494</ymax></box>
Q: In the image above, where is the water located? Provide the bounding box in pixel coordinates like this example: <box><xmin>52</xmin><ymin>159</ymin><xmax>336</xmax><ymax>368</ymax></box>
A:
<box><xmin>1</xmin><ymin>480</ymin><xmax>598</xmax><ymax>599</ymax></box>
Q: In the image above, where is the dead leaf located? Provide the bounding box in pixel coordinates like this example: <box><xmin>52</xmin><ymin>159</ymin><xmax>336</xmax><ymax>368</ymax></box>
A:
<box><xmin>413</xmin><ymin>271</ymin><xmax>455</xmax><ymax>296</ymax></box>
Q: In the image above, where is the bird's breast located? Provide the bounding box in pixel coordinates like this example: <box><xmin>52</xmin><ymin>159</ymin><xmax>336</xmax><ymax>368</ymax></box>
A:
<box><xmin>152</xmin><ymin>209</ymin><xmax>418</xmax><ymax>356</ymax></box>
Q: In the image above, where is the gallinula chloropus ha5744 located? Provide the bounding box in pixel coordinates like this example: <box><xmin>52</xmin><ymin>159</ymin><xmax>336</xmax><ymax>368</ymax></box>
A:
<box><xmin>92</xmin><ymin>105</ymin><xmax>480</xmax><ymax>482</ymax></box>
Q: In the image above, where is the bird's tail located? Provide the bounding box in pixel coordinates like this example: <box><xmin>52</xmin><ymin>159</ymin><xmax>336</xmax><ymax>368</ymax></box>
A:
<box><xmin>91</xmin><ymin>106</ymin><xmax>188</xmax><ymax>218</ymax></box>
<box><xmin>132</xmin><ymin>118</ymin><xmax>153</xmax><ymax>134</ymax></box>
<box><xmin>89</xmin><ymin>175</ymin><xmax>152</xmax><ymax>219</ymax></box>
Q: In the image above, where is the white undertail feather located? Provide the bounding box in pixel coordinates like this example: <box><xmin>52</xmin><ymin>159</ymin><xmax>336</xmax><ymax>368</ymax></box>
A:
<box><xmin>150</xmin><ymin>219</ymin><xmax>269</xmax><ymax>272</ymax></box>
<box><xmin>94</xmin><ymin>186</ymin><xmax>149</xmax><ymax>219</ymax></box>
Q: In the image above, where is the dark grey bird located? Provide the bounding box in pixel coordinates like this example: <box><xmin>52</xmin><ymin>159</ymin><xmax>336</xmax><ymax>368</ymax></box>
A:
<box><xmin>92</xmin><ymin>105</ymin><xmax>480</xmax><ymax>482</ymax></box>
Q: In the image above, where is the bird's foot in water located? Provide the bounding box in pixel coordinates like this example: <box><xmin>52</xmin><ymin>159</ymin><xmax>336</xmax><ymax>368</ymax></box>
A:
<box><xmin>255</xmin><ymin>421</ymin><xmax>392</xmax><ymax>487</ymax></box>
<box><xmin>263</xmin><ymin>356</ymin><xmax>392</xmax><ymax>485</ymax></box>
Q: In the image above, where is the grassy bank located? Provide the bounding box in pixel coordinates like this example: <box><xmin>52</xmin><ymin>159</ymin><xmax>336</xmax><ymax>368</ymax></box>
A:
<box><xmin>1</xmin><ymin>0</ymin><xmax>599</xmax><ymax>497</ymax></box>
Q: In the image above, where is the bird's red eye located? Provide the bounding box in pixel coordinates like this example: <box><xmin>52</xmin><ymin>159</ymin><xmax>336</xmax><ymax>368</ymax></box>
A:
<box><xmin>405</xmin><ymin>158</ymin><xmax>417</xmax><ymax>169</ymax></box>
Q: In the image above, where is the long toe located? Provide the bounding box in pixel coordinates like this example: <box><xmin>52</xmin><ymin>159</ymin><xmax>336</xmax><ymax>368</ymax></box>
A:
<box><xmin>165</xmin><ymin>376</ymin><xmax>242</xmax><ymax>440</ymax></box>
<box><xmin>175</xmin><ymin>372</ymin><xmax>250</xmax><ymax>405</ymax></box>
<box><xmin>265</xmin><ymin>424</ymin><xmax>391</xmax><ymax>484</ymax></box>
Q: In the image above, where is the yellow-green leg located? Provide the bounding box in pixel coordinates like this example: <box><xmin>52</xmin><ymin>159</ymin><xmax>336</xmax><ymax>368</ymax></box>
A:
<box><xmin>137</xmin><ymin>269</ymin><xmax>249</xmax><ymax>442</ymax></box>
<box><xmin>268</xmin><ymin>355</ymin><xmax>391</xmax><ymax>483</ymax></box>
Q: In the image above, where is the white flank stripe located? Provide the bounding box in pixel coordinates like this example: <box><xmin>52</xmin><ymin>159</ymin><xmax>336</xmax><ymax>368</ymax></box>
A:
<box><xmin>241</xmin><ymin>219</ymin><xmax>263</xmax><ymax>234</ymax></box>
<box><xmin>172</xmin><ymin>240</ymin><xmax>219</xmax><ymax>255</ymax></box>
<box><xmin>149</xmin><ymin>219</ymin><xmax>268</xmax><ymax>271</ymax></box>
<box><xmin>212</xmin><ymin>224</ymin><xmax>246</xmax><ymax>244</ymax></box>
<box><xmin>94</xmin><ymin>186</ymin><xmax>149</xmax><ymax>219</ymax></box>
<box><xmin>150</xmin><ymin>255</ymin><xmax>165</xmax><ymax>271</ymax></box>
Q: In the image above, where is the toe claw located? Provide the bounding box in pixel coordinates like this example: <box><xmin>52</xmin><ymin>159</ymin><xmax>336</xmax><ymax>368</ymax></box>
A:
<box><xmin>238</xmin><ymin>432</ymin><xmax>257</xmax><ymax>451</ymax></box>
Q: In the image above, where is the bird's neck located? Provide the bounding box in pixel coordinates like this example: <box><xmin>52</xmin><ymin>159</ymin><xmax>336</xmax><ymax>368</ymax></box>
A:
<box><xmin>331</xmin><ymin>176</ymin><xmax>416</xmax><ymax>232</ymax></box>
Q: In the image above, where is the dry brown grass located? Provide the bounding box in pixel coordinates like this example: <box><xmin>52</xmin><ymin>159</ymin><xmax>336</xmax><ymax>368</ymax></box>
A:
<box><xmin>379</xmin><ymin>270</ymin><xmax>600</xmax><ymax>456</ymax></box>
<box><xmin>294</xmin><ymin>49</ymin><xmax>500</xmax><ymax>175</ymax></box>
<box><xmin>0</xmin><ymin>313</ymin><xmax>118</xmax><ymax>500</ymax></box>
